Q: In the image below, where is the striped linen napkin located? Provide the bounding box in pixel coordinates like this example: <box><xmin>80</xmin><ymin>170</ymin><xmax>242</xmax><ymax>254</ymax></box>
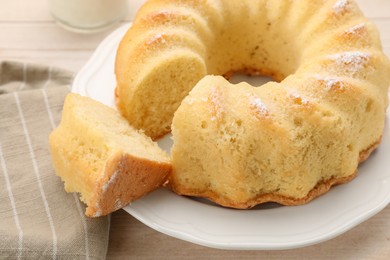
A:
<box><xmin>0</xmin><ymin>61</ymin><xmax>110</xmax><ymax>259</ymax></box>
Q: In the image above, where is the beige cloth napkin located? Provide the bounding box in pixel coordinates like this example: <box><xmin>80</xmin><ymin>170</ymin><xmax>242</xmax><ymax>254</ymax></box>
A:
<box><xmin>0</xmin><ymin>61</ymin><xmax>110</xmax><ymax>259</ymax></box>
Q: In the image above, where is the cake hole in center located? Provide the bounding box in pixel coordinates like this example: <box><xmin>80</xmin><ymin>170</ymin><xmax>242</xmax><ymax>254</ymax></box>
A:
<box><xmin>228</xmin><ymin>72</ymin><xmax>274</xmax><ymax>87</ymax></box>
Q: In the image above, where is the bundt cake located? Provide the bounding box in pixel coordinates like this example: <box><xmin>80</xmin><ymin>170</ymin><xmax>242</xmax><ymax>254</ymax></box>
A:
<box><xmin>49</xmin><ymin>93</ymin><xmax>171</xmax><ymax>217</ymax></box>
<box><xmin>115</xmin><ymin>0</ymin><xmax>390</xmax><ymax>207</ymax></box>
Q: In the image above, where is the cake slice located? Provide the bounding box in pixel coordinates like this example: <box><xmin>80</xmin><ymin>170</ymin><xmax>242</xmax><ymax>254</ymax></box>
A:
<box><xmin>49</xmin><ymin>93</ymin><xmax>171</xmax><ymax>217</ymax></box>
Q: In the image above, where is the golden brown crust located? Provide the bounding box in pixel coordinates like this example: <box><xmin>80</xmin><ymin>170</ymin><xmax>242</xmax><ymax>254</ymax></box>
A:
<box><xmin>358</xmin><ymin>137</ymin><xmax>381</xmax><ymax>163</ymax></box>
<box><xmin>168</xmin><ymin>138</ymin><xmax>381</xmax><ymax>209</ymax></box>
<box><xmin>86</xmin><ymin>153</ymin><xmax>172</xmax><ymax>217</ymax></box>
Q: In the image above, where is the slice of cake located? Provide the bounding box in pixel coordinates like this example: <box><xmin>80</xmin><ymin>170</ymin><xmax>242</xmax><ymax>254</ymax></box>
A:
<box><xmin>49</xmin><ymin>93</ymin><xmax>171</xmax><ymax>217</ymax></box>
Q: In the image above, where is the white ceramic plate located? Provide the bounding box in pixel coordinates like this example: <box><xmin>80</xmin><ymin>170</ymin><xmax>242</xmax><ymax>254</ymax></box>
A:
<box><xmin>73</xmin><ymin>23</ymin><xmax>390</xmax><ymax>250</ymax></box>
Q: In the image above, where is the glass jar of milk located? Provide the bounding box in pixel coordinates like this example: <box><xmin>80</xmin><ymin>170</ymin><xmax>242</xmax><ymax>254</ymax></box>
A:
<box><xmin>49</xmin><ymin>0</ymin><xmax>128</xmax><ymax>33</ymax></box>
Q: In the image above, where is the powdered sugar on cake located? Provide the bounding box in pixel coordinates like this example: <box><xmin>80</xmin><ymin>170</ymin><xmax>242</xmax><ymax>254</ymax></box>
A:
<box><xmin>344</xmin><ymin>23</ymin><xmax>365</xmax><ymax>35</ymax></box>
<box><xmin>329</xmin><ymin>51</ymin><xmax>370</xmax><ymax>75</ymax></box>
<box><xmin>289</xmin><ymin>91</ymin><xmax>310</xmax><ymax>105</ymax></box>
<box><xmin>313</xmin><ymin>74</ymin><xmax>346</xmax><ymax>91</ymax></box>
<box><xmin>147</xmin><ymin>34</ymin><xmax>166</xmax><ymax>45</ymax></box>
<box><xmin>208</xmin><ymin>87</ymin><xmax>224</xmax><ymax>121</ymax></box>
<box><xmin>333</xmin><ymin>0</ymin><xmax>350</xmax><ymax>15</ymax></box>
<box><xmin>322</xmin><ymin>78</ymin><xmax>340</xmax><ymax>89</ymax></box>
<box><xmin>247</xmin><ymin>94</ymin><xmax>269</xmax><ymax>117</ymax></box>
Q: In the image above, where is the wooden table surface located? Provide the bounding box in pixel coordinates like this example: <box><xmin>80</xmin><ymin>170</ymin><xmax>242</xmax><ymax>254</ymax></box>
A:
<box><xmin>2</xmin><ymin>0</ymin><xmax>389</xmax><ymax>259</ymax></box>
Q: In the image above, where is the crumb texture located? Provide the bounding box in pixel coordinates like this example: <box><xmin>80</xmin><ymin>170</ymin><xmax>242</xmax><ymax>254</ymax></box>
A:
<box><xmin>49</xmin><ymin>93</ymin><xmax>171</xmax><ymax>217</ymax></box>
